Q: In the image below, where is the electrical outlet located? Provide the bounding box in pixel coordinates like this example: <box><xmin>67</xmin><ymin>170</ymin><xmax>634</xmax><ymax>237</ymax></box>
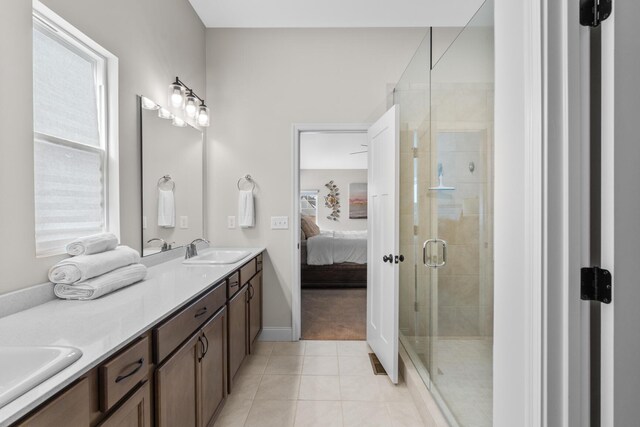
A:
<box><xmin>227</xmin><ymin>216</ymin><xmax>236</xmax><ymax>229</ymax></box>
<box><xmin>271</xmin><ymin>216</ymin><xmax>289</xmax><ymax>230</ymax></box>
<box><xmin>180</xmin><ymin>216</ymin><xmax>189</xmax><ymax>229</ymax></box>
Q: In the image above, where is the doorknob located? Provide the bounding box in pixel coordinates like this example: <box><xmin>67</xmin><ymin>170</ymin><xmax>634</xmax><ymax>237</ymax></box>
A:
<box><xmin>383</xmin><ymin>254</ymin><xmax>393</xmax><ymax>263</ymax></box>
<box><xmin>395</xmin><ymin>255</ymin><xmax>405</xmax><ymax>264</ymax></box>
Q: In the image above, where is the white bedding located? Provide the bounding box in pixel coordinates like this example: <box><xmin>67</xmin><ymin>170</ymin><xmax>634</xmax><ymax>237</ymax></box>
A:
<box><xmin>306</xmin><ymin>230</ymin><xmax>367</xmax><ymax>265</ymax></box>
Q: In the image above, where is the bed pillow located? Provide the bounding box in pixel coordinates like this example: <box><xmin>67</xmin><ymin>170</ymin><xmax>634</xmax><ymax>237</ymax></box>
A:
<box><xmin>301</xmin><ymin>215</ymin><xmax>320</xmax><ymax>238</ymax></box>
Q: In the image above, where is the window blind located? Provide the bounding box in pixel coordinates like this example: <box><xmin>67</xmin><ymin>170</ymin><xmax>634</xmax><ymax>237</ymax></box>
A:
<box><xmin>32</xmin><ymin>19</ymin><xmax>107</xmax><ymax>256</ymax></box>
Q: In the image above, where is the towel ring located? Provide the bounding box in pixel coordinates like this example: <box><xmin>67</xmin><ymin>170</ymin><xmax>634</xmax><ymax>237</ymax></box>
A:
<box><xmin>158</xmin><ymin>174</ymin><xmax>175</xmax><ymax>191</ymax></box>
<box><xmin>237</xmin><ymin>174</ymin><xmax>256</xmax><ymax>191</ymax></box>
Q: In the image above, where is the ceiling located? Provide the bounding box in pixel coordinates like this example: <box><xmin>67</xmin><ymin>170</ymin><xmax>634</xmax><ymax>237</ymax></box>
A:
<box><xmin>189</xmin><ymin>0</ymin><xmax>485</xmax><ymax>28</ymax></box>
<box><xmin>300</xmin><ymin>132</ymin><xmax>368</xmax><ymax>170</ymax></box>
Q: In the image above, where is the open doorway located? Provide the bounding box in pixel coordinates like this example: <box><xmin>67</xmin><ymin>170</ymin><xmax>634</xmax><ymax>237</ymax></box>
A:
<box><xmin>292</xmin><ymin>126</ymin><xmax>369</xmax><ymax>341</ymax></box>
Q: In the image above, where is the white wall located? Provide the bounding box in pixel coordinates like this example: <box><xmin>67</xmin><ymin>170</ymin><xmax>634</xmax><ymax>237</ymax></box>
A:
<box><xmin>493</xmin><ymin>0</ymin><xmax>527</xmax><ymax>424</ymax></box>
<box><xmin>300</xmin><ymin>169</ymin><xmax>368</xmax><ymax>231</ymax></box>
<box><xmin>0</xmin><ymin>0</ymin><xmax>205</xmax><ymax>295</ymax></box>
<box><xmin>205</xmin><ymin>28</ymin><xmax>427</xmax><ymax>331</ymax></box>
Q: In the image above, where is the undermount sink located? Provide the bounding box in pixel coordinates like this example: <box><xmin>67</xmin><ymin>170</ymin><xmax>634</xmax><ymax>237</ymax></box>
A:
<box><xmin>183</xmin><ymin>249</ymin><xmax>251</xmax><ymax>265</ymax></box>
<box><xmin>0</xmin><ymin>346</ymin><xmax>82</xmax><ymax>409</ymax></box>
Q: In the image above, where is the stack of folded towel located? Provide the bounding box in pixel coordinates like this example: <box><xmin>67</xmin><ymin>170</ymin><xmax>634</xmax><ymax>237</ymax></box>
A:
<box><xmin>50</xmin><ymin>233</ymin><xmax>148</xmax><ymax>301</ymax></box>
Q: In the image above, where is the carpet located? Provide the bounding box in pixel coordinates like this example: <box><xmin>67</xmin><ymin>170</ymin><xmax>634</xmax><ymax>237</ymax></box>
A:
<box><xmin>301</xmin><ymin>288</ymin><xmax>366</xmax><ymax>340</ymax></box>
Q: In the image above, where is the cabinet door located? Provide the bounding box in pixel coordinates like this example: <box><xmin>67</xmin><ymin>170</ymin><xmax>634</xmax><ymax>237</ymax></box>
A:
<box><xmin>155</xmin><ymin>333</ymin><xmax>200</xmax><ymax>427</ymax></box>
<box><xmin>227</xmin><ymin>285</ymin><xmax>248</xmax><ymax>391</ymax></box>
<box><xmin>248</xmin><ymin>271</ymin><xmax>263</xmax><ymax>353</ymax></box>
<box><xmin>18</xmin><ymin>378</ymin><xmax>90</xmax><ymax>427</ymax></box>
<box><xmin>199</xmin><ymin>308</ymin><xmax>227</xmax><ymax>427</ymax></box>
<box><xmin>98</xmin><ymin>381</ymin><xmax>151</xmax><ymax>427</ymax></box>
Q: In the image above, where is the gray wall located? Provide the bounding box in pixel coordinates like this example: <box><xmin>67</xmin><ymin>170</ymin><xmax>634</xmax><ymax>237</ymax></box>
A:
<box><xmin>205</xmin><ymin>28</ymin><xmax>427</xmax><ymax>333</ymax></box>
<box><xmin>0</xmin><ymin>0</ymin><xmax>205</xmax><ymax>295</ymax></box>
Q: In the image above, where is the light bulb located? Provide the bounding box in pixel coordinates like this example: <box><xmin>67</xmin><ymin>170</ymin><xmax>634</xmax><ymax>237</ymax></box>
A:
<box><xmin>196</xmin><ymin>105</ymin><xmax>210</xmax><ymax>127</ymax></box>
<box><xmin>184</xmin><ymin>94</ymin><xmax>198</xmax><ymax>118</ymax></box>
<box><xmin>158</xmin><ymin>107</ymin><xmax>173</xmax><ymax>120</ymax></box>
<box><xmin>172</xmin><ymin>116</ymin><xmax>187</xmax><ymax>127</ymax></box>
<box><xmin>168</xmin><ymin>83</ymin><xmax>185</xmax><ymax>108</ymax></box>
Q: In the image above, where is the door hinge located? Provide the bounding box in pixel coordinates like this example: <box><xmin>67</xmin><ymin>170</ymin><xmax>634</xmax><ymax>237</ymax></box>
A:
<box><xmin>580</xmin><ymin>0</ymin><xmax>612</xmax><ymax>27</ymax></box>
<box><xmin>413</xmin><ymin>225</ymin><xmax>419</xmax><ymax>236</ymax></box>
<box><xmin>412</xmin><ymin>147</ymin><xmax>419</xmax><ymax>158</ymax></box>
<box><xmin>581</xmin><ymin>266</ymin><xmax>612</xmax><ymax>304</ymax></box>
<box><xmin>414</xmin><ymin>302</ymin><xmax>419</xmax><ymax>312</ymax></box>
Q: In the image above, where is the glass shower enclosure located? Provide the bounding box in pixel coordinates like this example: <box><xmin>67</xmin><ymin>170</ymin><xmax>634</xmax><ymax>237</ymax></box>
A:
<box><xmin>395</xmin><ymin>2</ymin><xmax>494</xmax><ymax>426</ymax></box>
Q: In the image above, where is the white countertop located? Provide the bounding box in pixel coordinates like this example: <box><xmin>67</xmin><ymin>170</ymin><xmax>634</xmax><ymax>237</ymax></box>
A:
<box><xmin>0</xmin><ymin>247</ymin><xmax>264</xmax><ymax>426</ymax></box>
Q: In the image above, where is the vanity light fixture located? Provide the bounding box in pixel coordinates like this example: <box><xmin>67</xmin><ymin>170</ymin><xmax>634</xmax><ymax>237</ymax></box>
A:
<box><xmin>172</xmin><ymin>116</ymin><xmax>187</xmax><ymax>127</ymax></box>
<box><xmin>167</xmin><ymin>76</ymin><xmax>210</xmax><ymax>127</ymax></box>
<box><xmin>140</xmin><ymin>96</ymin><xmax>160</xmax><ymax>110</ymax></box>
<box><xmin>184</xmin><ymin>91</ymin><xmax>198</xmax><ymax>118</ymax></box>
<box><xmin>158</xmin><ymin>107</ymin><xmax>173</xmax><ymax>120</ymax></box>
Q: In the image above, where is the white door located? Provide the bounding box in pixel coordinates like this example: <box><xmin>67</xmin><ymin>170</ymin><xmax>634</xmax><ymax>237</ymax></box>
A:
<box><xmin>367</xmin><ymin>105</ymin><xmax>400</xmax><ymax>384</ymax></box>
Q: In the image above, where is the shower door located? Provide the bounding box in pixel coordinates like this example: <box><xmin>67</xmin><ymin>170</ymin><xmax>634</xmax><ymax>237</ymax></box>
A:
<box><xmin>396</xmin><ymin>1</ymin><xmax>494</xmax><ymax>426</ymax></box>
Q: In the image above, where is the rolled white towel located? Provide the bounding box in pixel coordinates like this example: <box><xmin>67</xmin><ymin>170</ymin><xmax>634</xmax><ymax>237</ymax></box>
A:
<box><xmin>49</xmin><ymin>246</ymin><xmax>140</xmax><ymax>285</ymax></box>
<box><xmin>66</xmin><ymin>233</ymin><xmax>119</xmax><ymax>256</ymax></box>
<box><xmin>54</xmin><ymin>264</ymin><xmax>147</xmax><ymax>300</ymax></box>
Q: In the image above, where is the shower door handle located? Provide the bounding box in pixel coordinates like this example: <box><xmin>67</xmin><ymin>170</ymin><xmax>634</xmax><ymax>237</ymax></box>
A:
<box><xmin>423</xmin><ymin>239</ymin><xmax>448</xmax><ymax>269</ymax></box>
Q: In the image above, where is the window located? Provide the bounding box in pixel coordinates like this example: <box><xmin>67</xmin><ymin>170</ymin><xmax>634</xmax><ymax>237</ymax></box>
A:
<box><xmin>300</xmin><ymin>190</ymin><xmax>319</xmax><ymax>222</ymax></box>
<box><xmin>33</xmin><ymin>4</ymin><xmax>118</xmax><ymax>256</ymax></box>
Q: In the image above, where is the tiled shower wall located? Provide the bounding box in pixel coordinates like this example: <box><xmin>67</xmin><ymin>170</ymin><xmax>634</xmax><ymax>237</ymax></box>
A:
<box><xmin>431</xmin><ymin>82</ymin><xmax>494</xmax><ymax>338</ymax></box>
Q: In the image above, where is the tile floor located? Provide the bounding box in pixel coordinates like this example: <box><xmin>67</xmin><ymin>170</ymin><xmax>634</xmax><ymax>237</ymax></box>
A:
<box><xmin>214</xmin><ymin>340</ymin><xmax>425</xmax><ymax>427</ymax></box>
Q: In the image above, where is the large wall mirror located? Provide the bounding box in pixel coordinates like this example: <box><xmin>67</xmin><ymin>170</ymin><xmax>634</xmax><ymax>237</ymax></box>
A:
<box><xmin>139</xmin><ymin>95</ymin><xmax>204</xmax><ymax>256</ymax></box>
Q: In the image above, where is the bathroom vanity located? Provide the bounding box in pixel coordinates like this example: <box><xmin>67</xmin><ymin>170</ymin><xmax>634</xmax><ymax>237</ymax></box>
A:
<box><xmin>0</xmin><ymin>250</ymin><xmax>264</xmax><ymax>427</ymax></box>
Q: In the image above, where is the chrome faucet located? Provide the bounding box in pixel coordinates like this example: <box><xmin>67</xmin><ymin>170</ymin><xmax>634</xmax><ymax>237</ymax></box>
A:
<box><xmin>185</xmin><ymin>238</ymin><xmax>209</xmax><ymax>259</ymax></box>
<box><xmin>147</xmin><ymin>238</ymin><xmax>173</xmax><ymax>252</ymax></box>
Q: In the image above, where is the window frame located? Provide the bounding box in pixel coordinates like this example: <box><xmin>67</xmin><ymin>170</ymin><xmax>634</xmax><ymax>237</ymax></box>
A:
<box><xmin>33</xmin><ymin>1</ymin><xmax>119</xmax><ymax>257</ymax></box>
<box><xmin>300</xmin><ymin>190</ymin><xmax>319</xmax><ymax>222</ymax></box>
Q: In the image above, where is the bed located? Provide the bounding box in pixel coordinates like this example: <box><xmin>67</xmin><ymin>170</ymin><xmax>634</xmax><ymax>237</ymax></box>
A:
<box><xmin>301</xmin><ymin>230</ymin><xmax>367</xmax><ymax>288</ymax></box>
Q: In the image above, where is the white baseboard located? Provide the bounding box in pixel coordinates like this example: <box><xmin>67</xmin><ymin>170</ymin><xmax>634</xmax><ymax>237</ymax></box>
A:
<box><xmin>258</xmin><ymin>327</ymin><xmax>294</xmax><ymax>342</ymax></box>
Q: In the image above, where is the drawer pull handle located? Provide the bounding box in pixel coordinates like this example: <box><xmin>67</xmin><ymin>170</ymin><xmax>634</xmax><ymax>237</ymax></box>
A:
<box><xmin>115</xmin><ymin>358</ymin><xmax>144</xmax><ymax>383</ymax></box>
<box><xmin>229</xmin><ymin>280</ymin><xmax>239</xmax><ymax>288</ymax></box>
<box><xmin>248</xmin><ymin>283</ymin><xmax>255</xmax><ymax>300</ymax></box>
<box><xmin>194</xmin><ymin>307</ymin><xmax>208</xmax><ymax>318</ymax></box>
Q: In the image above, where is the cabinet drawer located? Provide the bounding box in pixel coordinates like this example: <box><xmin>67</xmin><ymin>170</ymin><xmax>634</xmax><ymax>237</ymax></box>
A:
<box><xmin>256</xmin><ymin>253</ymin><xmax>263</xmax><ymax>272</ymax></box>
<box><xmin>240</xmin><ymin>258</ymin><xmax>256</xmax><ymax>285</ymax></box>
<box><xmin>154</xmin><ymin>282</ymin><xmax>226</xmax><ymax>363</ymax></box>
<box><xmin>17</xmin><ymin>378</ymin><xmax>89</xmax><ymax>427</ymax></box>
<box><xmin>227</xmin><ymin>272</ymin><xmax>240</xmax><ymax>299</ymax></box>
<box><xmin>99</xmin><ymin>336</ymin><xmax>150</xmax><ymax>412</ymax></box>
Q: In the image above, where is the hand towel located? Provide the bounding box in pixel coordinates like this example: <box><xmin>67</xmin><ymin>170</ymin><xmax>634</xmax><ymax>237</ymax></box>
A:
<box><xmin>238</xmin><ymin>190</ymin><xmax>255</xmax><ymax>228</ymax></box>
<box><xmin>48</xmin><ymin>246</ymin><xmax>140</xmax><ymax>284</ymax></box>
<box><xmin>54</xmin><ymin>264</ymin><xmax>147</xmax><ymax>300</ymax></box>
<box><xmin>66</xmin><ymin>232</ymin><xmax>119</xmax><ymax>256</ymax></box>
<box><xmin>158</xmin><ymin>189</ymin><xmax>175</xmax><ymax>228</ymax></box>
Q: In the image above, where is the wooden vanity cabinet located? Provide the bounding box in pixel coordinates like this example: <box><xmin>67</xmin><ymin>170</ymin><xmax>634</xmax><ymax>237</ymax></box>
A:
<box><xmin>12</xmin><ymin>252</ymin><xmax>263</xmax><ymax>427</ymax></box>
<box><xmin>227</xmin><ymin>284</ymin><xmax>248</xmax><ymax>392</ymax></box>
<box><xmin>248</xmin><ymin>271</ymin><xmax>263</xmax><ymax>354</ymax></box>
<box><xmin>98</xmin><ymin>381</ymin><xmax>151</xmax><ymax>427</ymax></box>
<box><xmin>155</xmin><ymin>308</ymin><xmax>226</xmax><ymax>427</ymax></box>
<box><xmin>17</xmin><ymin>378</ymin><xmax>90</xmax><ymax>427</ymax></box>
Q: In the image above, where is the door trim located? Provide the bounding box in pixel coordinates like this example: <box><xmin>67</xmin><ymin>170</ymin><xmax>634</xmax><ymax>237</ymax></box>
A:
<box><xmin>495</xmin><ymin>0</ymin><xmax>545</xmax><ymax>424</ymax></box>
<box><xmin>291</xmin><ymin>123</ymin><xmax>370</xmax><ymax>341</ymax></box>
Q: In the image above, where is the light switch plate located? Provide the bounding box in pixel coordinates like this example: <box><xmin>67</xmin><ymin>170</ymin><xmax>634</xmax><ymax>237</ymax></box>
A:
<box><xmin>271</xmin><ymin>216</ymin><xmax>289</xmax><ymax>230</ymax></box>
<box><xmin>179</xmin><ymin>216</ymin><xmax>189</xmax><ymax>229</ymax></box>
<box><xmin>227</xmin><ymin>216</ymin><xmax>236</xmax><ymax>229</ymax></box>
